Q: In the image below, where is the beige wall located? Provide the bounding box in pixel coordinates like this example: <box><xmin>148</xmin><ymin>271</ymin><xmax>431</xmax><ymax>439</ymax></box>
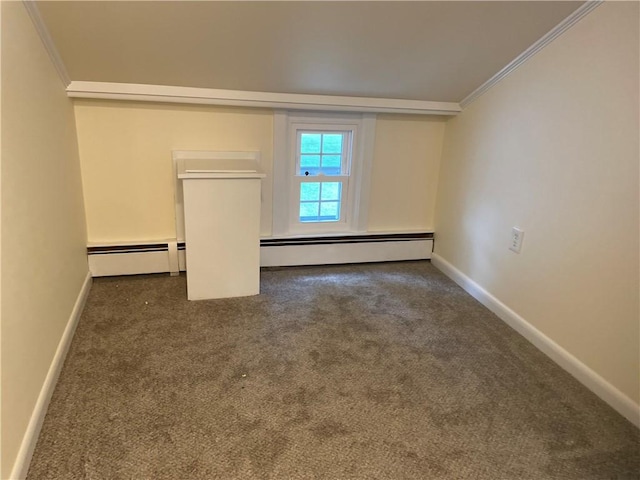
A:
<box><xmin>368</xmin><ymin>114</ymin><xmax>445</xmax><ymax>232</ymax></box>
<box><xmin>74</xmin><ymin>101</ymin><xmax>274</xmax><ymax>241</ymax></box>
<box><xmin>1</xmin><ymin>3</ymin><xmax>89</xmax><ymax>478</ymax></box>
<box><xmin>434</xmin><ymin>2</ymin><xmax>639</xmax><ymax>404</ymax></box>
<box><xmin>74</xmin><ymin>103</ymin><xmax>444</xmax><ymax>244</ymax></box>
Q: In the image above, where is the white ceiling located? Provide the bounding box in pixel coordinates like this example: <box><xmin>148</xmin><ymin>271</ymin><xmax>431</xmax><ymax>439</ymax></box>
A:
<box><xmin>36</xmin><ymin>1</ymin><xmax>584</xmax><ymax>103</ymax></box>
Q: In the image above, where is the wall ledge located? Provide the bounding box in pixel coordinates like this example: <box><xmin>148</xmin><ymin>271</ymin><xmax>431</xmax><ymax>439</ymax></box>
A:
<box><xmin>66</xmin><ymin>81</ymin><xmax>461</xmax><ymax>116</ymax></box>
<box><xmin>431</xmin><ymin>252</ymin><xmax>639</xmax><ymax>428</ymax></box>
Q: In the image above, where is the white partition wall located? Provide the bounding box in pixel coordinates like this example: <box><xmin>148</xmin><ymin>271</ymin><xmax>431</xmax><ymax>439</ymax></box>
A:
<box><xmin>178</xmin><ymin>155</ymin><xmax>265</xmax><ymax>300</ymax></box>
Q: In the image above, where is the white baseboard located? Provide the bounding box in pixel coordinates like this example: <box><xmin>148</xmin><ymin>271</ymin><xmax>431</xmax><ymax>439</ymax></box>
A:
<box><xmin>9</xmin><ymin>271</ymin><xmax>92</xmax><ymax>480</ymax></box>
<box><xmin>431</xmin><ymin>253</ymin><xmax>640</xmax><ymax>427</ymax></box>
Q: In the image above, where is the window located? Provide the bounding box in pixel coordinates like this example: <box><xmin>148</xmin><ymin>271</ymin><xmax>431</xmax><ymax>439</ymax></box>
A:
<box><xmin>295</xmin><ymin>130</ymin><xmax>352</xmax><ymax>223</ymax></box>
<box><xmin>273</xmin><ymin>112</ymin><xmax>376</xmax><ymax>236</ymax></box>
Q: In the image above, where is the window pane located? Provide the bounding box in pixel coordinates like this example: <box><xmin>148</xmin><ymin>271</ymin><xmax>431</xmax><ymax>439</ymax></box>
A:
<box><xmin>300</xmin><ymin>133</ymin><xmax>321</xmax><ymax>153</ymax></box>
<box><xmin>299</xmin><ymin>182</ymin><xmax>342</xmax><ymax>223</ymax></box>
<box><xmin>320</xmin><ymin>182</ymin><xmax>341</xmax><ymax>201</ymax></box>
<box><xmin>300</xmin><ymin>155</ymin><xmax>321</xmax><ymax>175</ymax></box>
<box><xmin>300</xmin><ymin>202</ymin><xmax>319</xmax><ymax>222</ymax></box>
<box><xmin>319</xmin><ymin>201</ymin><xmax>340</xmax><ymax>220</ymax></box>
<box><xmin>300</xmin><ymin>155</ymin><xmax>320</xmax><ymax>168</ymax></box>
<box><xmin>322</xmin><ymin>134</ymin><xmax>343</xmax><ymax>154</ymax></box>
<box><xmin>321</xmin><ymin>155</ymin><xmax>342</xmax><ymax>175</ymax></box>
<box><xmin>300</xmin><ymin>182</ymin><xmax>320</xmax><ymax>202</ymax></box>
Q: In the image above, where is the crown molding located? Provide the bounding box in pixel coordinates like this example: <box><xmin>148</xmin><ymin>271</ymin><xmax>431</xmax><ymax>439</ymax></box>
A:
<box><xmin>460</xmin><ymin>0</ymin><xmax>603</xmax><ymax>109</ymax></box>
<box><xmin>22</xmin><ymin>0</ymin><xmax>71</xmax><ymax>87</ymax></box>
<box><xmin>66</xmin><ymin>81</ymin><xmax>461</xmax><ymax>116</ymax></box>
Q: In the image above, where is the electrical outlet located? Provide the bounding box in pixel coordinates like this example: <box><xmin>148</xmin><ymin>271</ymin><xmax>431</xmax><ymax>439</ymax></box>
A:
<box><xmin>510</xmin><ymin>227</ymin><xmax>524</xmax><ymax>253</ymax></box>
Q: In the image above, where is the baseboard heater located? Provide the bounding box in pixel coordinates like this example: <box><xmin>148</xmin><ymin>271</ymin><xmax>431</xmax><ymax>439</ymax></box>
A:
<box><xmin>87</xmin><ymin>232</ymin><xmax>433</xmax><ymax>277</ymax></box>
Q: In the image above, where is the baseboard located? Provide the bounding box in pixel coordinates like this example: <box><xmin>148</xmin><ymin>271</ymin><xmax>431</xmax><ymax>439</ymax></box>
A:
<box><xmin>87</xmin><ymin>233</ymin><xmax>433</xmax><ymax>276</ymax></box>
<box><xmin>9</xmin><ymin>271</ymin><xmax>92</xmax><ymax>480</ymax></box>
<box><xmin>431</xmin><ymin>253</ymin><xmax>640</xmax><ymax>428</ymax></box>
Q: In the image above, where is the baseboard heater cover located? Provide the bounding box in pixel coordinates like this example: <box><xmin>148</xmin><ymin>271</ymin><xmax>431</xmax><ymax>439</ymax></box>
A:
<box><xmin>260</xmin><ymin>232</ymin><xmax>432</xmax><ymax>246</ymax></box>
<box><xmin>260</xmin><ymin>233</ymin><xmax>433</xmax><ymax>267</ymax></box>
<box><xmin>87</xmin><ymin>233</ymin><xmax>433</xmax><ymax>276</ymax></box>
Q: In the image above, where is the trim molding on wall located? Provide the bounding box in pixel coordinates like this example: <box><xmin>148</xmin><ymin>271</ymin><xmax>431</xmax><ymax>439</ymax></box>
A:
<box><xmin>272</xmin><ymin>111</ymin><xmax>290</xmax><ymax>235</ymax></box>
<box><xmin>459</xmin><ymin>0</ymin><xmax>603</xmax><ymax>108</ymax></box>
<box><xmin>22</xmin><ymin>1</ymin><xmax>71</xmax><ymax>87</ymax></box>
<box><xmin>66</xmin><ymin>81</ymin><xmax>461</xmax><ymax>116</ymax></box>
<box><xmin>271</xmin><ymin>111</ymin><xmax>376</xmax><ymax>236</ymax></box>
<box><xmin>353</xmin><ymin>115</ymin><xmax>377</xmax><ymax>232</ymax></box>
<box><xmin>10</xmin><ymin>271</ymin><xmax>92</xmax><ymax>480</ymax></box>
<box><xmin>87</xmin><ymin>233</ymin><xmax>433</xmax><ymax>276</ymax></box>
<box><xmin>431</xmin><ymin>253</ymin><xmax>640</xmax><ymax>428</ymax></box>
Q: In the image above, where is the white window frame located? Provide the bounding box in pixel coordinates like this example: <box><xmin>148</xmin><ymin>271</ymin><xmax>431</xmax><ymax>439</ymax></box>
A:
<box><xmin>291</xmin><ymin>125</ymin><xmax>354</xmax><ymax>230</ymax></box>
<box><xmin>272</xmin><ymin>111</ymin><xmax>376</xmax><ymax>236</ymax></box>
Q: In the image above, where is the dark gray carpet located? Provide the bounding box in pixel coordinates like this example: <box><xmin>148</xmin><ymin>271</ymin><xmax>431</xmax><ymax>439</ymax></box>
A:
<box><xmin>27</xmin><ymin>261</ymin><xmax>639</xmax><ymax>479</ymax></box>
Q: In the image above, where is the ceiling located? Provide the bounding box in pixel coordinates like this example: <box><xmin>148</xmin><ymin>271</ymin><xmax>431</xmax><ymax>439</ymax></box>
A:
<box><xmin>36</xmin><ymin>1</ymin><xmax>584</xmax><ymax>103</ymax></box>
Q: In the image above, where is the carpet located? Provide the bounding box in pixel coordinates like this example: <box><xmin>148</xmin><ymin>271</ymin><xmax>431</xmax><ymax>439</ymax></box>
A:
<box><xmin>27</xmin><ymin>261</ymin><xmax>639</xmax><ymax>479</ymax></box>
